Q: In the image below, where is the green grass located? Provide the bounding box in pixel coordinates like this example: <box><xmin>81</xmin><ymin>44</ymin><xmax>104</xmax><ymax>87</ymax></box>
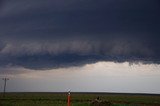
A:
<box><xmin>0</xmin><ymin>92</ymin><xmax>160</xmax><ymax>106</ymax></box>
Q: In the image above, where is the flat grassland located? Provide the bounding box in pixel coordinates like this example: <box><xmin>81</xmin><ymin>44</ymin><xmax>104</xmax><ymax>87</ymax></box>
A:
<box><xmin>0</xmin><ymin>92</ymin><xmax>160</xmax><ymax>106</ymax></box>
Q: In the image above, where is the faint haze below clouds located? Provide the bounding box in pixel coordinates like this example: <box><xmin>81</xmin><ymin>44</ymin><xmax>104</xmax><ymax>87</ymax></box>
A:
<box><xmin>0</xmin><ymin>62</ymin><xmax>160</xmax><ymax>93</ymax></box>
<box><xmin>0</xmin><ymin>0</ymin><xmax>160</xmax><ymax>70</ymax></box>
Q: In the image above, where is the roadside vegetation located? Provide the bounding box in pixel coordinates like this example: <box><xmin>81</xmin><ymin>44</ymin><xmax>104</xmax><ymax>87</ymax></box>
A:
<box><xmin>0</xmin><ymin>93</ymin><xmax>160</xmax><ymax>106</ymax></box>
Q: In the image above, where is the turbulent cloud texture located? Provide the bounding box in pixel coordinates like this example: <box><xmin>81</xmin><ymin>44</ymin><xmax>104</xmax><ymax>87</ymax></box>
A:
<box><xmin>0</xmin><ymin>0</ymin><xmax>160</xmax><ymax>70</ymax></box>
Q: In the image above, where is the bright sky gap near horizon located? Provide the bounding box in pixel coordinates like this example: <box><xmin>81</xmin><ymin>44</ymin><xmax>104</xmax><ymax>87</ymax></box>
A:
<box><xmin>0</xmin><ymin>0</ymin><xmax>160</xmax><ymax>93</ymax></box>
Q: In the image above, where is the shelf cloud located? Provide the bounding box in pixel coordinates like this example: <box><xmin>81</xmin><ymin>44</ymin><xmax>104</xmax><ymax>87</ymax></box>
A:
<box><xmin>0</xmin><ymin>0</ymin><xmax>160</xmax><ymax>70</ymax></box>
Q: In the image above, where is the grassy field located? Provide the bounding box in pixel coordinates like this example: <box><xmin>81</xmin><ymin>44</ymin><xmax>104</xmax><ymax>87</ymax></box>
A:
<box><xmin>0</xmin><ymin>92</ymin><xmax>160</xmax><ymax>106</ymax></box>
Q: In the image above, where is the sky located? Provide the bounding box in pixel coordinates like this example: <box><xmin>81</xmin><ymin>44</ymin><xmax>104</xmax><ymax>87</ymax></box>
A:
<box><xmin>0</xmin><ymin>0</ymin><xmax>160</xmax><ymax>93</ymax></box>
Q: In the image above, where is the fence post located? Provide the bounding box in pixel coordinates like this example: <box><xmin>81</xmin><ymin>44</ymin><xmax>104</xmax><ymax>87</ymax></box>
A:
<box><xmin>67</xmin><ymin>91</ymin><xmax>71</xmax><ymax>106</ymax></box>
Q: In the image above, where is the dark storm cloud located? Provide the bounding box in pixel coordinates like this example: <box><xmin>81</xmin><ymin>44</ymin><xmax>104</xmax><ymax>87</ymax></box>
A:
<box><xmin>0</xmin><ymin>0</ymin><xmax>160</xmax><ymax>70</ymax></box>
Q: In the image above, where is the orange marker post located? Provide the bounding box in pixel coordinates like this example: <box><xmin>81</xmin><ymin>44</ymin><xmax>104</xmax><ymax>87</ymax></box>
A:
<box><xmin>67</xmin><ymin>91</ymin><xmax>71</xmax><ymax>106</ymax></box>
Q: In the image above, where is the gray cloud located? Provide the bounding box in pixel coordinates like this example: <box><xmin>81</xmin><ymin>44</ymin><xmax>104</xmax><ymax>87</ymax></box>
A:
<box><xmin>0</xmin><ymin>0</ymin><xmax>160</xmax><ymax>70</ymax></box>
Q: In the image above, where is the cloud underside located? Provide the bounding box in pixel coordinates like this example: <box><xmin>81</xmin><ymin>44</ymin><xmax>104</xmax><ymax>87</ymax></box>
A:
<box><xmin>0</xmin><ymin>40</ymin><xmax>159</xmax><ymax>70</ymax></box>
<box><xmin>0</xmin><ymin>0</ymin><xmax>160</xmax><ymax>70</ymax></box>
